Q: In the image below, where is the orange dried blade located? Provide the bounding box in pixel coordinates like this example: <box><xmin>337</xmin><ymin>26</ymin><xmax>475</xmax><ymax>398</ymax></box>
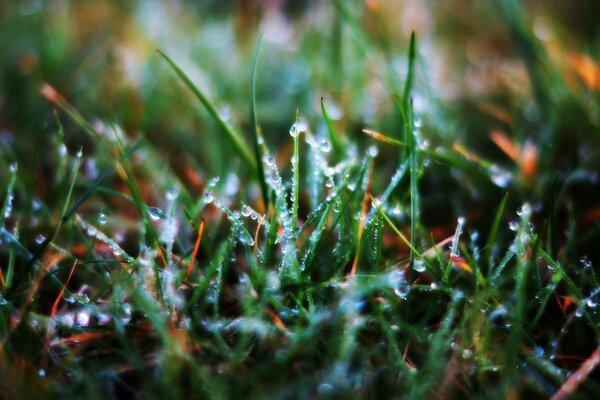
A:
<box><xmin>266</xmin><ymin>308</ymin><xmax>289</xmax><ymax>333</ymax></box>
<box><xmin>186</xmin><ymin>219</ymin><xmax>205</xmax><ymax>278</ymax></box>
<box><xmin>584</xmin><ymin>206</ymin><xmax>600</xmax><ymax>222</ymax></box>
<box><xmin>50</xmin><ymin>260</ymin><xmax>78</xmax><ymax>319</ymax></box>
<box><xmin>479</xmin><ymin>102</ymin><xmax>513</xmax><ymax>125</ymax></box>
<box><xmin>450</xmin><ymin>255</ymin><xmax>472</xmax><ymax>274</ymax></box>
<box><xmin>253</xmin><ymin>220</ymin><xmax>263</xmax><ymax>255</ymax></box>
<box><xmin>362</xmin><ymin>129</ymin><xmax>404</xmax><ymax>146</ymax></box>
<box><xmin>519</xmin><ymin>141</ymin><xmax>538</xmax><ymax>179</ymax></box>
<box><xmin>421</xmin><ymin>235</ymin><xmax>454</xmax><ymax>258</ymax></box>
<box><xmin>569</xmin><ymin>53</ymin><xmax>600</xmax><ymax>90</ymax></box>
<box><xmin>550</xmin><ymin>346</ymin><xmax>600</xmax><ymax>400</ymax></box>
<box><xmin>50</xmin><ymin>331</ymin><xmax>110</xmax><ymax>346</ymax></box>
<box><xmin>453</xmin><ymin>143</ymin><xmax>482</xmax><ymax>163</ymax></box>
<box><xmin>490</xmin><ymin>130</ymin><xmax>519</xmax><ymax>161</ymax></box>
<box><xmin>0</xmin><ymin>266</ymin><xmax>5</xmax><ymax>288</ymax></box>
<box><xmin>40</xmin><ymin>83</ymin><xmax>62</xmax><ymax>103</ymax></box>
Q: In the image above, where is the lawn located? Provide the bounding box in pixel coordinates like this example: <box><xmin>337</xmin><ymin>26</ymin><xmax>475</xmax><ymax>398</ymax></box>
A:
<box><xmin>1</xmin><ymin>1</ymin><xmax>599</xmax><ymax>399</ymax></box>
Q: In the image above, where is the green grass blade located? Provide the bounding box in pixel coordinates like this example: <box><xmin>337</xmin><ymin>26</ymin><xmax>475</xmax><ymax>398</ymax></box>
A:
<box><xmin>321</xmin><ymin>97</ymin><xmax>344</xmax><ymax>157</ymax></box>
<box><xmin>485</xmin><ymin>192</ymin><xmax>509</xmax><ymax>273</ymax></box>
<box><xmin>402</xmin><ymin>31</ymin><xmax>416</xmax><ymax>110</ymax></box>
<box><xmin>250</xmin><ymin>35</ymin><xmax>269</xmax><ymax>209</ymax></box>
<box><xmin>158</xmin><ymin>49</ymin><xmax>257</xmax><ymax>174</ymax></box>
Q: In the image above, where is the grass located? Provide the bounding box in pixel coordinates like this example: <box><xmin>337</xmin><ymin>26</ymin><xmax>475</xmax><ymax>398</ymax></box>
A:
<box><xmin>1</xmin><ymin>1</ymin><xmax>600</xmax><ymax>399</ymax></box>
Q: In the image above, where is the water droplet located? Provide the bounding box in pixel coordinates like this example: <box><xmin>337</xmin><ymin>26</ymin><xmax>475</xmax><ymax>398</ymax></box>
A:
<box><xmin>35</xmin><ymin>234</ymin><xmax>45</xmax><ymax>244</ymax></box>
<box><xmin>317</xmin><ymin>383</ymin><xmax>334</xmax><ymax>395</ymax></box>
<box><xmin>575</xmin><ymin>308</ymin><xmax>583</xmax><ymax>318</ymax></box>
<box><xmin>241</xmin><ymin>205</ymin><xmax>252</xmax><ymax>217</ymax></box>
<box><xmin>98</xmin><ymin>212</ymin><xmax>108</xmax><ymax>225</ymax></box>
<box><xmin>166</xmin><ymin>187</ymin><xmax>179</xmax><ymax>201</ymax></box>
<box><xmin>319</xmin><ymin>139</ymin><xmax>331</xmax><ymax>153</ymax></box>
<box><xmin>587</xmin><ymin>298</ymin><xmax>597</xmax><ymax>308</ymax></box>
<box><xmin>367</xmin><ymin>145</ymin><xmax>379</xmax><ymax>157</ymax></box>
<box><xmin>394</xmin><ymin>284</ymin><xmax>410</xmax><ymax>300</ymax></box>
<box><xmin>147</xmin><ymin>207</ymin><xmax>163</xmax><ymax>220</ymax></box>
<box><xmin>75</xmin><ymin>311</ymin><xmax>90</xmax><ymax>326</ymax></box>
<box><xmin>203</xmin><ymin>192</ymin><xmax>214</xmax><ymax>204</ymax></box>
<box><xmin>508</xmin><ymin>221</ymin><xmax>519</xmax><ymax>231</ymax></box>
<box><xmin>0</xmin><ymin>296</ymin><xmax>7</xmax><ymax>306</ymax></box>
<box><xmin>413</xmin><ymin>258</ymin><xmax>426</xmax><ymax>273</ymax></box>
<box><xmin>58</xmin><ymin>144</ymin><xmax>67</xmax><ymax>157</ymax></box>
<box><xmin>289</xmin><ymin>123</ymin><xmax>299</xmax><ymax>138</ymax></box>
<box><xmin>462</xmin><ymin>349</ymin><xmax>473</xmax><ymax>359</ymax></box>
<box><xmin>489</xmin><ymin>165</ymin><xmax>511</xmax><ymax>188</ymax></box>
<box><xmin>325</xmin><ymin>176</ymin><xmax>334</xmax><ymax>188</ymax></box>
<box><xmin>233</xmin><ymin>210</ymin><xmax>241</xmax><ymax>219</ymax></box>
<box><xmin>580</xmin><ymin>256</ymin><xmax>592</xmax><ymax>270</ymax></box>
<box><xmin>534</xmin><ymin>346</ymin><xmax>545</xmax><ymax>357</ymax></box>
<box><xmin>76</xmin><ymin>148</ymin><xmax>83</xmax><ymax>158</ymax></box>
<box><xmin>9</xmin><ymin>163</ymin><xmax>18</xmax><ymax>173</ymax></box>
<box><xmin>264</xmin><ymin>155</ymin><xmax>276</xmax><ymax>168</ymax></box>
<box><xmin>414</xmin><ymin>118</ymin><xmax>423</xmax><ymax>128</ymax></box>
<box><xmin>38</xmin><ymin>369</ymin><xmax>46</xmax><ymax>377</ymax></box>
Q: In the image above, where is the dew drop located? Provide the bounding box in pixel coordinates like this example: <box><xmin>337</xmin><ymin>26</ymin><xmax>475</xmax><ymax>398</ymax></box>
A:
<box><xmin>587</xmin><ymin>298</ymin><xmax>597</xmax><ymax>308</ymax></box>
<box><xmin>534</xmin><ymin>346</ymin><xmax>545</xmax><ymax>357</ymax></box>
<box><xmin>414</xmin><ymin>118</ymin><xmax>423</xmax><ymax>128</ymax></box>
<box><xmin>241</xmin><ymin>205</ymin><xmax>252</xmax><ymax>217</ymax></box>
<box><xmin>38</xmin><ymin>369</ymin><xmax>46</xmax><ymax>377</ymax></box>
<box><xmin>319</xmin><ymin>139</ymin><xmax>331</xmax><ymax>153</ymax></box>
<box><xmin>9</xmin><ymin>163</ymin><xmax>18</xmax><ymax>173</ymax></box>
<box><xmin>413</xmin><ymin>258</ymin><xmax>426</xmax><ymax>273</ymax></box>
<box><xmin>98</xmin><ymin>212</ymin><xmax>108</xmax><ymax>225</ymax></box>
<box><xmin>233</xmin><ymin>210</ymin><xmax>241</xmax><ymax>219</ymax></box>
<box><xmin>367</xmin><ymin>145</ymin><xmax>379</xmax><ymax>157</ymax></box>
<box><xmin>147</xmin><ymin>207</ymin><xmax>163</xmax><ymax>221</ymax></box>
<box><xmin>489</xmin><ymin>165</ymin><xmax>511</xmax><ymax>188</ymax></box>
<box><xmin>508</xmin><ymin>221</ymin><xmax>519</xmax><ymax>231</ymax></box>
<box><xmin>575</xmin><ymin>308</ymin><xmax>584</xmax><ymax>318</ymax></box>
<box><xmin>289</xmin><ymin>123</ymin><xmax>299</xmax><ymax>138</ymax></box>
<box><xmin>203</xmin><ymin>192</ymin><xmax>214</xmax><ymax>204</ymax></box>
<box><xmin>35</xmin><ymin>234</ymin><xmax>45</xmax><ymax>244</ymax></box>
<box><xmin>325</xmin><ymin>176</ymin><xmax>334</xmax><ymax>188</ymax></box>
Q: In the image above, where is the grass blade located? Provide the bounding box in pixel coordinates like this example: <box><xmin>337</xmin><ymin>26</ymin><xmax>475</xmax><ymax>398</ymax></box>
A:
<box><xmin>158</xmin><ymin>49</ymin><xmax>257</xmax><ymax>174</ymax></box>
<box><xmin>250</xmin><ymin>35</ymin><xmax>269</xmax><ymax>209</ymax></box>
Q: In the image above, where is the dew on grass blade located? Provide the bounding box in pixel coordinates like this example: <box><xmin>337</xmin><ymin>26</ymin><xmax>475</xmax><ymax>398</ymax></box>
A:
<box><xmin>413</xmin><ymin>258</ymin><xmax>426</xmax><ymax>273</ymax></box>
<box><xmin>203</xmin><ymin>191</ymin><xmax>214</xmax><ymax>204</ymax></box>
<box><xmin>289</xmin><ymin>123</ymin><xmax>299</xmax><ymax>138</ymax></box>
<box><xmin>147</xmin><ymin>207</ymin><xmax>163</xmax><ymax>221</ymax></box>
<box><xmin>489</xmin><ymin>165</ymin><xmax>511</xmax><ymax>188</ymax></box>
<box><xmin>35</xmin><ymin>234</ymin><xmax>45</xmax><ymax>244</ymax></box>
<box><xmin>319</xmin><ymin>139</ymin><xmax>331</xmax><ymax>153</ymax></box>
<box><xmin>9</xmin><ymin>163</ymin><xmax>17</xmax><ymax>173</ymax></box>
<box><xmin>241</xmin><ymin>204</ymin><xmax>252</xmax><ymax>217</ymax></box>
<box><xmin>98</xmin><ymin>212</ymin><xmax>108</xmax><ymax>225</ymax></box>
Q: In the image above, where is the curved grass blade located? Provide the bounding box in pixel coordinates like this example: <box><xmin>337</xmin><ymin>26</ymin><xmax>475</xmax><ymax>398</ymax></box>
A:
<box><xmin>321</xmin><ymin>97</ymin><xmax>344</xmax><ymax>157</ymax></box>
<box><xmin>250</xmin><ymin>35</ymin><xmax>269</xmax><ymax>209</ymax></box>
<box><xmin>158</xmin><ymin>49</ymin><xmax>257</xmax><ymax>174</ymax></box>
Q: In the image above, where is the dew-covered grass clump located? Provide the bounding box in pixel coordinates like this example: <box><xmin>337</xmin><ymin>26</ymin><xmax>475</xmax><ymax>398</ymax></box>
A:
<box><xmin>1</xmin><ymin>1</ymin><xmax>600</xmax><ymax>399</ymax></box>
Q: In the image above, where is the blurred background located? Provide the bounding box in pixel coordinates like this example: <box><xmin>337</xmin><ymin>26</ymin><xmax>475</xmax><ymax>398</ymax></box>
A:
<box><xmin>0</xmin><ymin>0</ymin><xmax>599</xmax><ymax>247</ymax></box>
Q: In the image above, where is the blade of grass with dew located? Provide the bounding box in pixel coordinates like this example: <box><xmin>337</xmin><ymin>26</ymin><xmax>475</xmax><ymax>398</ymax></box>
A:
<box><xmin>250</xmin><ymin>35</ymin><xmax>269</xmax><ymax>209</ymax></box>
<box><xmin>485</xmin><ymin>192</ymin><xmax>509</xmax><ymax>270</ymax></box>
<box><xmin>321</xmin><ymin>97</ymin><xmax>344</xmax><ymax>157</ymax></box>
<box><xmin>0</xmin><ymin>162</ymin><xmax>17</xmax><ymax>228</ymax></box>
<box><xmin>28</xmin><ymin>148</ymin><xmax>83</xmax><ymax>268</ymax></box>
<box><xmin>291</xmin><ymin>112</ymin><xmax>300</xmax><ymax>230</ymax></box>
<box><xmin>371</xmin><ymin>194</ymin><xmax>439</xmax><ymax>280</ymax></box>
<box><xmin>157</xmin><ymin>49</ymin><xmax>256</xmax><ymax>174</ymax></box>
<box><xmin>394</xmin><ymin>95</ymin><xmax>419</xmax><ymax>285</ymax></box>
